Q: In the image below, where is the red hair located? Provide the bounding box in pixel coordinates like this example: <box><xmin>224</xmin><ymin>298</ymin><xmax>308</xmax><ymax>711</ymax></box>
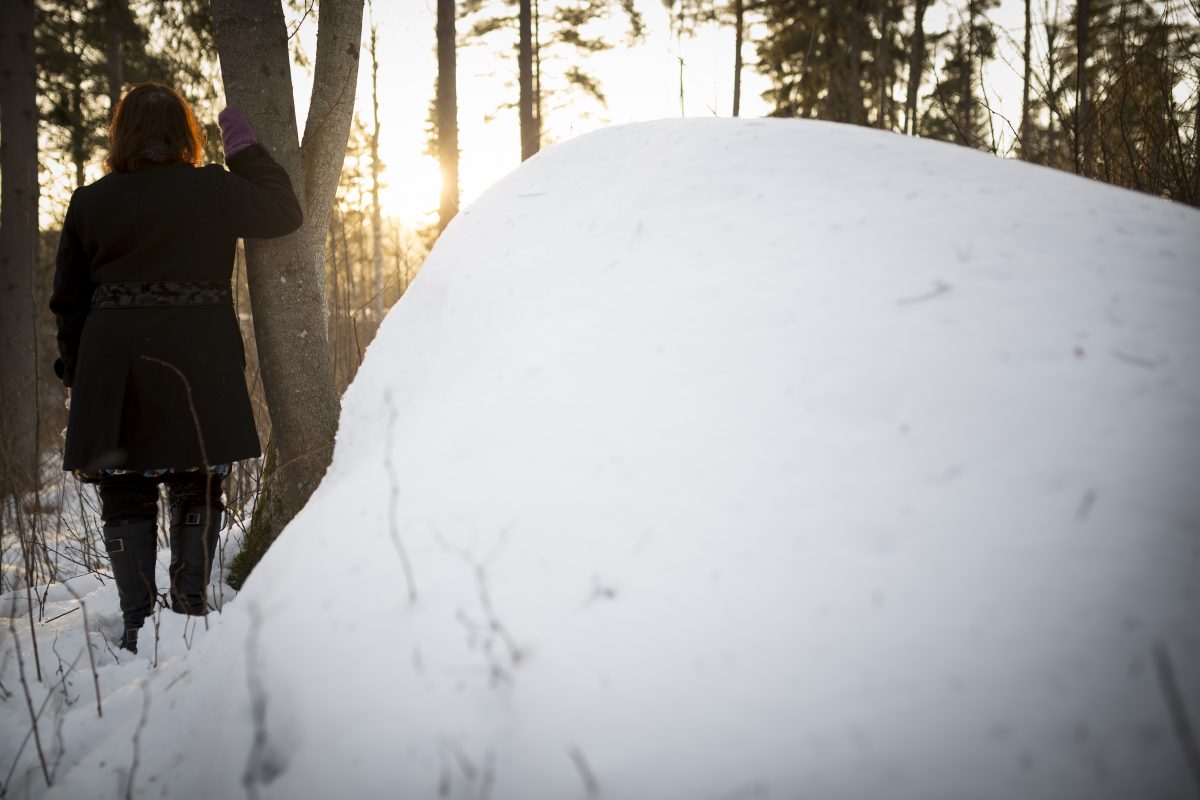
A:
<box><xmin>104</xmin><ymin>83</ymin><xmax>207</xmax><ymax>173</ymax></box>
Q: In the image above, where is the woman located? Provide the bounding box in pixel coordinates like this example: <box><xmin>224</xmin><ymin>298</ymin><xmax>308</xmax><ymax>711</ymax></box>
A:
<box><xmin>49</xmin><ymin>83</ymin><xmax>303</xmax><ymax>653</ymax></box>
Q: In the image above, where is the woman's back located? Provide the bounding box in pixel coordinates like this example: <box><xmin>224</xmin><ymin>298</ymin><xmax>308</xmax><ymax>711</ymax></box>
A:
<box><xmin>66</xmin><ymin>148</ymin><xmax>302</xmax><ymax>286</ymax></box>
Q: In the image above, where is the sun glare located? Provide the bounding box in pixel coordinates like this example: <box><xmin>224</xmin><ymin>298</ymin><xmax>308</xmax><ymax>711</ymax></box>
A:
<box><xmin>377</xmin><ymin>154</ymin><xmax>442</xmax><ymax>225</ymax></box>
<box><xmin>375</xmin><ymin>122</ymin><xmax>529</xmax><ymax>227</ymax></box>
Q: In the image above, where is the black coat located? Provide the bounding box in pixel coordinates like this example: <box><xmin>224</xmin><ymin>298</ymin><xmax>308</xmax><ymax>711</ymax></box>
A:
<box><xmin>50</xmin><ymin>144</ymin><xmax>304</xmax><ymax>473</ymax></box>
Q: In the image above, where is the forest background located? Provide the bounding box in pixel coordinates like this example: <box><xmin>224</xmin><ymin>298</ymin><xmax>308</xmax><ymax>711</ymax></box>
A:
<box><xmin>1</xmin><ymin>0</ymin><xmax>1198</xmax><ymax>592</ymax></box>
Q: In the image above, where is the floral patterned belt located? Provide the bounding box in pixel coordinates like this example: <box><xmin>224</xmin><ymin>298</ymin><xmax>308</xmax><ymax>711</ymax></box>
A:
<box><xmin>74</xmin><ymin>463</ymin><xmax>232</xmax><ymax>485</ymax></box>
<box><xmin>91</xmin><ymin>280</ymin><xmax>233</xmax><ymax>309</ymax></box>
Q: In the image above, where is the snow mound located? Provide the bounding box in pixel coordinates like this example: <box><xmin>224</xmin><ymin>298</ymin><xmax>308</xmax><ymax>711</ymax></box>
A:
<box><xmin>39</xmin><ymin>119</ymin><xmax>1200</xmax><ymax>799</ymax></box>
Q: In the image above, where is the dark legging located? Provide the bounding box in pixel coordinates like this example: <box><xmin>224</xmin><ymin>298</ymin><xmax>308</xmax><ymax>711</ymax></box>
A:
<box><xmin>98</xmin><ymin>471</ymin><xmax>225</xmax><ymax>525</ymax></box>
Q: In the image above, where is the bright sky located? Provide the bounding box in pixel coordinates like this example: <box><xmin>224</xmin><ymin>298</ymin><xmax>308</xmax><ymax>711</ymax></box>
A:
<box><xmin>34</xmin><ymin>1</ymin><xmax>1034</xmax><ymax>229</ymax></box>
<box><xmin>288</xmin><ymin>0</ymin><xmax>770</xmax><ymax>227</ymax></box>
<box><xmin>285</xmin><ymin>0</ymin><xmax>1034</xmax><ymax>228</ymax></box>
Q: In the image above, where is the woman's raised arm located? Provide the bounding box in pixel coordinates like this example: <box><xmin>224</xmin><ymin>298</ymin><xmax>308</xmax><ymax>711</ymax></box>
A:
<box><xmin>216</xmin><ymin>108</ymin><xmax>305</xmax><ymax>239</ymax></box>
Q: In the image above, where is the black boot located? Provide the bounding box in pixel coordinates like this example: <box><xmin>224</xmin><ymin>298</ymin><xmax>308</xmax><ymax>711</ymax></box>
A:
<box><xmin>169</xmin><ymin>503</ymin><xmax>222</xmax><ymax>615</ymax></box>
<box><xmin>102</xmin><ymin>518</ymin><xmax>158</xmax><ymax>653</ymax></box>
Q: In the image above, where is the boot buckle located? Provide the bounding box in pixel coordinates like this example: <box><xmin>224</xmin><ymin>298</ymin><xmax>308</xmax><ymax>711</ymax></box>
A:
<box><xmin>185</xmin><ymin>510</ymin><xmax>203</xmax><ymax>525</ymax></box>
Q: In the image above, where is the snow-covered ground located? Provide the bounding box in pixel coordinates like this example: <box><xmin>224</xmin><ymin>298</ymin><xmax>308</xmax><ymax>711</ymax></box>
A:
<box><xmin>3</xmin><ymin>118</ymin><xmax>1199</xmax><ymax>799</ymax></box>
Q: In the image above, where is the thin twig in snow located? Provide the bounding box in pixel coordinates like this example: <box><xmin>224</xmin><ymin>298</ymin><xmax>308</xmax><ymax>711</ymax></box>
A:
<box><xmin>242</xmin><ymin>601</ymin><xmax>270</xmax><ymax>800</ymax></box>
<box><xmin>896</xmin><ymin>280</ymin><xmax>954</xmax><ymax>306</ymax></box>
<box><xmin>440</xmin><ymin>738</ymin><xmax>477</xmax><ymax>780</ymax></box>
<box><xmin>49</xmin><ymin>634</ymin><xmax>78</xmax><ymax>708</ymax></box>
<box><xmin>61</xmin><ymin>581</ymin><xmax>102</xmax><ymax>718</ymax></box>
<box><xmin>568</xmin><ymin>745</ymin><xmax>600</xmax><ymax>799</ymax></box>
<box><xmin>382</xmin><ymin>390</ymin><xmax>417</xmax><ymax>602</ymax></box>
<box><xmin>478</xmin><ymin>750</ymin><xmax>496</xmax><ymax>800</ymax></box>
<box><xmin>9</xmin><ymin>609</ymin><xmax>52</xmax><ymax>787</ymax></box>
<box><xmin>41</xmin><ymin>606</ymin><xmax>79</xmax><ymax>624</ymax></box>
<box><xmin>15</xmin><ymin>506</ymin><xmax>44</xmax><ymax>682</ymax></box>
<box><xmin>1153</xmin><ymin>641</ymin><xmax>1200</xmax><ymax>795</ymax></box>
<box><xmin>2</xmin><ymin>662</ymin><xmax>60</xmax><ymax>791</ymax></box>
<box><xmin>125</xmin><ymin>681</ymin><xmax>151</xmax><ymax>800</ymax></box>
<box><xmin>433</xmin><ymin>529</ymin><xmax>522</xmax><ymax>673</ymax></box>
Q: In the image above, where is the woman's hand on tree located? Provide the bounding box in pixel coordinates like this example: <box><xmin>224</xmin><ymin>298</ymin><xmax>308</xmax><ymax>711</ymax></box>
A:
<box><xmin>218</xmin><ymin>108</ymin><xmax>257</xmax><ymax>157</ymax></box>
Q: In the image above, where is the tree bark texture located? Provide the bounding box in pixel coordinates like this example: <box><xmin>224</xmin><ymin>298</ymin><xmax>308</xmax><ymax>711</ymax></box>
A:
<box><xmin>1075</xmin><ymin>0</ymin><xmax>1091</xmax><ymax>174</ymax></box>
<box><xmin>534</xmin><ymin>0</ymin><xmax>542</xmax><ymax>147</ymax></box>
<box><xmin>876</xmin><ymin>0</ymin><xmax>890</xmax><ymax>128</ymax></box>
<box><xmin>1045</xmin><ymin>13</ymin><xmax>1059</xmax><ymax>158</ymax></box>
<box><xmin>1020</xmin><ymin>0</ymin><xmax>1032</xmax><ymax>154</ymax></box>
<box><xmin>0</xmin><ymin>0</ymin><xmax>41</xmax><ymax>491</ymax></box>
<box><xmin>369</xmin><ymin>21</ymin><xmax>384</xmax><ymax>317</ymax></box>
<box><xmin>732</xmin><ymin>0</ymin><xmax>744</xmax><ymax>117</ymax></box>
<box><xmin>905</xmin><ymin>0</ymin><xmax>928</xmax><ymax>134</ymax></box>
<box><xmin>211</xmin><ymin>0</ymin><xmax>363</xmax><ymax>550</ymax></box>
<box><xmin>437</xmin><ymin>0</ymin><xmax>460</xmax><ymax>232</ymax></box>
<box><xmin>68</xmin><ymin>10</ymin><xmax>88</xmax><ymax>191</ymax></box>
<box><xmin>105</xmin><ymin>0</ymin><xmax>129</xmax><ymax>120</ymax></box>
<box><xmin>518</xmin><ymin>0</ymin><xmax>538</xmax><ymax>160</ymax></box>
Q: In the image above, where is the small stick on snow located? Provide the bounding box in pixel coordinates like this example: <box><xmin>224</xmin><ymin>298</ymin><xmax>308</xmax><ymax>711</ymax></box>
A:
<box><xmin>568</xmin><ymin>745</ymin><xmax>600</xmax><ymax>799</ymax></box>
<box><xmin>41</xmin><ymin>606</ymin><xmax>79</xmax><ymax>624</ymax></box>
<box><xmin>896</xmin><ymin>280</ymin><xmax>953</xmax><ymax>306</ymax></box>
<box><xmin>2</xmin><ymin>670</ymin><xmax>60</xmax><ymax>790</ymax></box>
<box><xmin>1153</xmin><ymin>641</ymin><xmax>1200</xmax><ymax>795</ymax></box>
<box><xmin>242</xmin><ymin>601</ymin><xmax>270</xmax><ymax>800</ymax></box>
<box><xmin>383</xmin><ymin>390</ymin><xmax>418</xmax><ymax>602</ymax></box>
<box><xmin>125</xmin><ymin>681</ymin><xmax>151</xmax><ymax>800</ymax></box>
<box><xmin>9</xmin><ymin>612</ymin><xmax>52</xmax><ymax>787</ymax></box>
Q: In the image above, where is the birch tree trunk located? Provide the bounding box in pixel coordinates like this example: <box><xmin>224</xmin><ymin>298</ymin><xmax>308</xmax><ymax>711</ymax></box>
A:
<box><xmin>437</xmin><ymin>0</ymin><xmax>460</xmax><ymax>233</ymax></box>
<box><xmin>211</xmin><ymin>0</ymin><xmax>364</xmax><ymax>562</ymax></box>
<box><xmin>0</xmin><ymin>0</ymin><xmax>40</xmax><ymax>492</ymax></box>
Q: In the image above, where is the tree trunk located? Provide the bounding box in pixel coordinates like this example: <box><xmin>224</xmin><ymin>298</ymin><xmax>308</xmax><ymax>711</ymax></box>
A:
<box><xmin>534</xmin><ymin>0</ymin><xmax>542</xmax><ymax>145</ymax></box>
<box><xmin>905</xmin><ymin>0</ymin><xmax>928</xmax><ymax>135</ymax></box>
<box><xmin>1194</xmin><ymin>62</ymin><xmax>1200</xmax><ymax>201</ymax></box>
<box><xmin>437</xmin><ymin>0</ymin><xmax>459</xmax><ymax>232</ymax></box>
<box><xmin>876</xmin><ymin>0</ymin><xmax>887</xmax><ymax>128</ymax></box>
<box><xmin>963</xmin><ymin>2</ymin><xmax>977</xmax><ymax>143</ymax></box>
<box><xmin>69</xmin><ymin>9</ymin><xmax>88</xmax><ymax>191</ymax></box>
<box><xmin>732</xmin><ymin>0</ymin><xmax>744</xmax><ymax>117</ymax></box>
<box><xmin>1045</xmin><ymin>10</ymin><xmax>1059</xmax><ymax>162</ymax></box>
<box><xmin>1075</xmin><ymin>0</ymin><xmax>1091</xmax><ymax>175</ymax></box>
<box><xmin>518</xmin><ymin>0</ymin><xmax>537</xmax><ymax>160</ymax></box>
<box><xmin>0</xmin><ymin>0</ymin><xmax>40</xmax><ymax>492</ymax></box>
<box><xmin>368</xmin><ymin>21</ymin><xmax>384</xmax><ymax>318</ymax></box>
<box><xmin>211</xmin><ymin>0</ymin><xmax>363</xmax><ymax>560</ymax></box>
<box><xmin>1020</xmin><ymin>0</ymin><xmax>1032</xmax><ymax>156</ymax></box>
<box><xmin>105</xmin><ymin>0</ymin><xmax>128</xmax><ymax>120</ymax></box>
<box><xmin>844</xmin><ymin>3</ymin><xmax>868</xmax><ymax>126</ymax></box>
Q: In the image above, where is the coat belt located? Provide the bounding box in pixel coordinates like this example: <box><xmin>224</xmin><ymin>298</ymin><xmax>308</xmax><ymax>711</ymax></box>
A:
<box><xmin>91</xmin><ymin>281</ymin><xmax>233</xmax><ymax>309</ymax></box>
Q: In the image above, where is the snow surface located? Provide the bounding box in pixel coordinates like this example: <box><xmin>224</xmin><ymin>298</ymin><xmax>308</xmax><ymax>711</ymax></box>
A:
<box><xmin>4</xmin><ymin>118</ymin><xmax>1200</xmax><ymax>799</ymax></box>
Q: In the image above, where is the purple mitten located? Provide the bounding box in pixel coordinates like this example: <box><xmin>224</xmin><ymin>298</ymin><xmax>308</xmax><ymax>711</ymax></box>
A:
<box><xmin>218</xmin><ymin>107</ymin><xmax>257</xmax><ymax>157</ymax></box>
